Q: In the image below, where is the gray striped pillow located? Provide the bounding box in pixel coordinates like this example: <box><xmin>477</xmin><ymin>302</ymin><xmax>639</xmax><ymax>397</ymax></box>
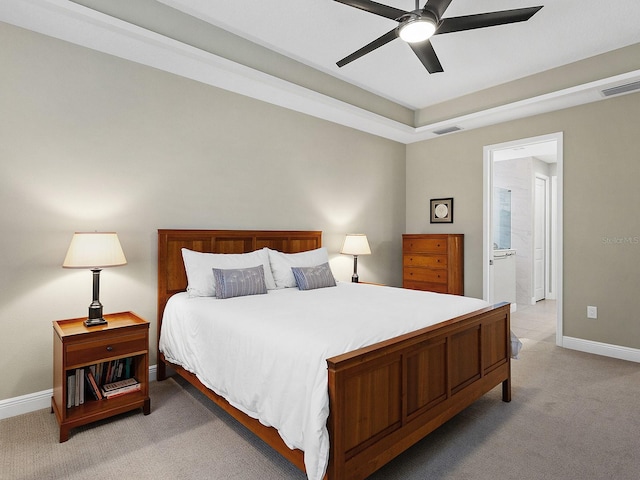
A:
<box><xmin>291</xmin><ymin>263</ymin><xmax>336</xmax><ymax>291</ymax></box>
<box><xmin>212</xmin><ymin>265</ymin><xmax>268</xmax><ymax>299</ymax></box>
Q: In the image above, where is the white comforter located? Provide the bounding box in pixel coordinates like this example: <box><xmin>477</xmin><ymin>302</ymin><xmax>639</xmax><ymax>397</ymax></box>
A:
<box><xmin>159</xmin><ymin>282</ymin><xmax>490</xmax><ymax>480</ymax></box>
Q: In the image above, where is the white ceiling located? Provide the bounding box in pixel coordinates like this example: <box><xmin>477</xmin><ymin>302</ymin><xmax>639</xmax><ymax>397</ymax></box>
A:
<box><xmin>157</xmin><ymin>0</ymin><xmax>640</xmax><ymax>110</ymax></box>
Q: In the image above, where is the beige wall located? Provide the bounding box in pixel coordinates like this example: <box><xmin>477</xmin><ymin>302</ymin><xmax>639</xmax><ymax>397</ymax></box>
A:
<box><xmin>3</xmin><ymin>19</ymin><xmax>639</xmax><ymax>403</ymax></box>
<box><xmin>407</xmin><ymin>92</ymin><xmax>640</xmax><ymax>349</ymax></box>
<box><xmin>0</xmin><ymin>24</ymin><xmax>406</xmax><ymax>400</ymax></box>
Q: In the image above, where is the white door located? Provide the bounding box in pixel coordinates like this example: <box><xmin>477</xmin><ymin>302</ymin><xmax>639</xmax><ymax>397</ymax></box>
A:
<box><xmin>534</xmin><ymin>176</ymin><xmax>546</xmax><ymax>302</ymax></box>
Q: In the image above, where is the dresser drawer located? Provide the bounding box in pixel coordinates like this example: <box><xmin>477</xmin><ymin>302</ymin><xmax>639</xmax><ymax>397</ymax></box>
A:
<box><xmin>66</xmin><ymin>331</ymin><xmax>147</xmax><ymax>367</ymax></box>
<box><xmin>404</xmin><ymin>267</ymin><xmax>448</xmax><ymax>284</ymax></box>
<box><xmin>403</xmin><ymin>238</ymin><xmax>448</xmax><ymax>253</ymax></box>
<box><xmin>403</xmin><ymin>254</ymin><xmax>448</xmax><ymax>268</ymax></box>
<box><xmin>403</xmin><ymin>280</ymin><xmax>449</xmax><ymax>293</ymax></box>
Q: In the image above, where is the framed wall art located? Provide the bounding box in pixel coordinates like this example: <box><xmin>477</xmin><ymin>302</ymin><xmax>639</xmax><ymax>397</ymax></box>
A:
<box><xmin>430</xmin><ymin>197</ymin><xmax>454</xmax><ymax>223</ymax></box>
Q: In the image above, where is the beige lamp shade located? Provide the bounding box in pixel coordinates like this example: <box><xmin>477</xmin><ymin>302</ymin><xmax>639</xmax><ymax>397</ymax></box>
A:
<box><xmin>63</xmin><ymin>232</ymin><xmax>127</xmax><ymax>268</ymax></box>
<box><xmin>340</xmin><ymin>234</ymin><xmax>371</xmax><ymax>256</ymax></box>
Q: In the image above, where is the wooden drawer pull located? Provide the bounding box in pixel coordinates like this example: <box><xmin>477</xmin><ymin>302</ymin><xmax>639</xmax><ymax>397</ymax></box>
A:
<box><xmin>106</xmin><ymin>346</ymin><xmax>113</xmax><ymax>352</ymax></box>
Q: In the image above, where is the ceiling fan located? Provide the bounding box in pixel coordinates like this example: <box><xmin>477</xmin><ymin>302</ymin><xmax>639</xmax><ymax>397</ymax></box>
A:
<box><xmin>334</xmin><ymin>0</ymin><xmax>543</xmax><ymax>73</ymax></box>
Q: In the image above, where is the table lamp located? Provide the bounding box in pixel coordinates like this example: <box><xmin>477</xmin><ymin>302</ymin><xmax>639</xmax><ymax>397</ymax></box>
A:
<box><xmin>63</xmin><ymin>232</ymin><xmax>127</xmax><ymax>327</ymax></box>
<box><xmin>340</xmin><ymin>234</ymin><xmax>371</xmax><ymax>283</ymax></box>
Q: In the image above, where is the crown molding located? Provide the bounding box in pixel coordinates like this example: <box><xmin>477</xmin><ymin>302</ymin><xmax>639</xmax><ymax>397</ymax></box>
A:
<box><xmin>2</xmin><ymin>0</ymin><xmax>639</xmax><ymax>144</ymax></box>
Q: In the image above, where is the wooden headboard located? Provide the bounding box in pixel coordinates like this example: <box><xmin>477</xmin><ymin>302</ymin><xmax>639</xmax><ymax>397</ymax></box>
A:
<box><xmin>157</xmin><ymin>229</ymin><xmax>322</xmax><ymax>336</ymax></box>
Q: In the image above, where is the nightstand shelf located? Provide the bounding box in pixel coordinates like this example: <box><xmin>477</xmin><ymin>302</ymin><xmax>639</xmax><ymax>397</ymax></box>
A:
<box><xmin>51</xmin><ymin>311</ymin><xmax>150</xmax><ymax>442</ymax></box>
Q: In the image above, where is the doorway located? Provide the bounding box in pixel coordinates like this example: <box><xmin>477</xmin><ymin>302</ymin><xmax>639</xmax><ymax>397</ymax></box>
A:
<box><xmin>483</xmin><ymin>132</ymin><xmax>563</xmax><ymax>346</ymax></box>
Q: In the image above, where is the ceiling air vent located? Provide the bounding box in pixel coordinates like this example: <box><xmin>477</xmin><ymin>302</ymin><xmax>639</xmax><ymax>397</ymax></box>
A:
<box><xmin>433</xmin><ymin>126</ymin><xmax>462</xmax><ymax>135</ymax></box>
<box><xmin>601</xmin><ymin>80</ymin><xmax>640</xmax><ymax>97</ymax></box>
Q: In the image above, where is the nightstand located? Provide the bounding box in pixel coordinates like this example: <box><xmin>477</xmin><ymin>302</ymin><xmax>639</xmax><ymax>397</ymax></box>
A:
<box><xmin>51</xmin><ymin>311</ymin><xmax>150</xmax><ymax>442</ymax></box>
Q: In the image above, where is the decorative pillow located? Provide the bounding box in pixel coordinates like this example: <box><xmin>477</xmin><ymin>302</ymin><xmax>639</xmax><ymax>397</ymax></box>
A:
<box><xmin>291</xmin><ymin>263</ymin><xmax>336</xmax><ymax>291</ymax></box>
<box><xmin>181</xmin><ymin>247</ymin><xmax>276</xmax><ymax>297</ymax></box>
<box><xmin>212</xmin><ymin>265</ymin><xmax>268</xmax><ymax>299</ymax></box>
<box><xmin>267</xmin><ymin>247</ymin><xmax>330</xmax><ymax>288</ymax></box>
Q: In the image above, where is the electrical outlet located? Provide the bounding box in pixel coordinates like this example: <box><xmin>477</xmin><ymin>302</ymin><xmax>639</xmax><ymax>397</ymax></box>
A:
<box><xmin>587</xmin><ymin>306</ymin><xmax>598</xmax><ymax>319</ymax></box>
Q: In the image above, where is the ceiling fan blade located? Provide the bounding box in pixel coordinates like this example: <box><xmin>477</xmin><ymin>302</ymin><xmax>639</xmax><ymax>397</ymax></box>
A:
<box><xmin>333</xmin><ymin>0</ymin><xmax>408</xmax><ymax>21</ymax></box>
<box><xmin>423</xmin><ymin>0</ymin><xmax>454</xmax><ymax>19</ymax></box>
<box><xmin>337</xmin><ymin>28</ymin><xmax>398</xmax><ymax>67</ymax></box>
<box><xmin>436</xmin><ymin>6</ymin><xmax>543</xmax><ymax>35</ymax></box>
<box><xmin>409</xmin><ymin>40</ymin><xmax>443</xmax><ymax>74</ymax></box>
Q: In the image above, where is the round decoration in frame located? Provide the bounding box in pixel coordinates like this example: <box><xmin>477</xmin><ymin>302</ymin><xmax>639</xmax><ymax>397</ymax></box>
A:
<box><xmin>430</xmin><ymin>198</ymin><xmax>453</xmax><ymax>223</ymax></box>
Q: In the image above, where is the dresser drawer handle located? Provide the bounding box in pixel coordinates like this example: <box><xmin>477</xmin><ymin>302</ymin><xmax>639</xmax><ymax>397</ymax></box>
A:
<box><xmin>106</xmin><ymin>346</ymin><xmax>113</xmax><ymax>352</ymax></box>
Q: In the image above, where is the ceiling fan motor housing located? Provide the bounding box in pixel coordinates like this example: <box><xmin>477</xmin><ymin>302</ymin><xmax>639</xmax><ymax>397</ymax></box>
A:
<box><xmin>397</xmin><ymin>9</ymin><xmax>439</xmax><ymax>43</ymax></box>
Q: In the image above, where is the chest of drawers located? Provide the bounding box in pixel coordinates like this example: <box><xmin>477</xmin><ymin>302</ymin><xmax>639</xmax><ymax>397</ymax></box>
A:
<box><xmin>402</xmin><ymin>234</ymin><xmax>464</xmax><ymax>295</ymax></box>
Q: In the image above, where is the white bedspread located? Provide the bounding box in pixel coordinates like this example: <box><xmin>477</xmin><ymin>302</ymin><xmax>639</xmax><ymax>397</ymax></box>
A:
<box><xmin>159</xmin><ymin>282</ymin><xmax>490</xmax><ymax>480</ymax></box>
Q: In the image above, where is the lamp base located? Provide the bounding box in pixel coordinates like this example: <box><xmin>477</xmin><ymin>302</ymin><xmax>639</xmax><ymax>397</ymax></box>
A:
<box><xmin>351</xmin><ymin>255</ymin><xmax>359</xmax><ymax>283</ymax></box>
<box><xmin>84</xmin><ymin>317</ymin><xmax>108</xmax><ymax>327</ymax></box>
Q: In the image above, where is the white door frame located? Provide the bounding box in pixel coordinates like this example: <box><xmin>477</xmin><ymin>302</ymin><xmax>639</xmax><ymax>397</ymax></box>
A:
<box><xmin>483</xmin><ymin>132</ymin><xmax>564</xmax><ymax>346</ymax></box>
<box><xmin>534</xmin><ymin>173</ymin><xmax>550</xmax><ymax>302</ymax></box>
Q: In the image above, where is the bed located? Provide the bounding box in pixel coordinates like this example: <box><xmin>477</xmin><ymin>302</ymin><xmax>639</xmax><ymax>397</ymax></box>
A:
<box><xmin>157</xmin><ymin>229</ymin><xmax>512</xmax><ymax>480</ymax></box>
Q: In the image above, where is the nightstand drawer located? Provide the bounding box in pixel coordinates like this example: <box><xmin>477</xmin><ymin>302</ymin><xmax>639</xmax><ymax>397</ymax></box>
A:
<box><xmin>403</xmin><ymin>254</ymin><xmax>448</xmax><ymax>268</ymax></box>
<box><xmin>404</xmin><ymin>267</ymin><xmax>448</xmax><ymax>284</ymax></box>
<box><xmin>66</xmin><ymin>332</ymin><xmax>147</xmax><ymax>367</ymax></box>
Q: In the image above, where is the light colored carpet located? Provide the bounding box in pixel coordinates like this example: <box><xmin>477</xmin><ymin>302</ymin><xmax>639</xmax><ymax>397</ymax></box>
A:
<box><xmin>2</xmin><ymin>331</ymin><xmax>639</xmax><ymax>479</ymax></box>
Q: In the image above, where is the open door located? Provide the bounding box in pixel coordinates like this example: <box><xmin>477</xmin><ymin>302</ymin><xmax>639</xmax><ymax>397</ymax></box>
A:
<box><xmin>483</xmin><ymin>132</ymin><xmax>564</xmax><ymax>346</ymax></box>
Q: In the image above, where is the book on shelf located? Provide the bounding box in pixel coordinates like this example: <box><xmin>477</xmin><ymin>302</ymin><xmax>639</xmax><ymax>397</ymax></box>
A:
<box><xmin>96</xmin><ymin>362</ymin><xmax>104</xmax><ymax>385</ymax></box>
<box><xmin>102</xmin><ymin>358</ymin><xmax>127</xmax><ymax>384</ymax></box>
<box><xmin>101</xmin><ymin>377</ymin><xmax>140</xmax><ymax>399</ymax></box>
<box><xmin>85</xmin><ymin>370</ymin><xmax>103</xmax><ymax>400</ymax></box>
<box><xmin>67</xmin><ymin>356</ymin><xmax>138</xmax><ymax>406</ymax></box>
<box><xmin>105</xmin><ymin>361</ymin><xmax>113</xmax><ymax>384</ymax></box>
<box><xmin>66</xmin><ymin>369</ymin><xmax>86</xmax><ymax>408</ymax></box>
<box><xmin>74</xmin><ymin>369</ymin><xmax>80</xmax><ymax>406</ymax></box>
<box><xmin>124</xmin><ymin>357</ymin><xmax>132</xmax><ymax>379</ymax></box>
<box><xmin>67</xmin><ymin>373</ymin><xmax>75</xmax><ymax>408</ymax></box>
<box><xmin>78</xmin><ymin>368</ymin><xmax>85</xmax><ymax>405</ymax></box>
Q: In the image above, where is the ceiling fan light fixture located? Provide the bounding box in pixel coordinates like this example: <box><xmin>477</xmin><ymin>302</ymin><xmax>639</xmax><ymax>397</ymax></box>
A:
<box><xmin>399</xmin><ymin>17</ymin><xmax>436</xmax><ymax>43</ymax></box>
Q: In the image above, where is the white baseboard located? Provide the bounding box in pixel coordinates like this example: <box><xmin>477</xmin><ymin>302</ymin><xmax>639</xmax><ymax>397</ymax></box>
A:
<box><xmin>0</xmin><ymin>389</ymin><xmax>53</xmax><ymax>420</ymax></box>
<box><xmin>148</xmin><ymin>364</ymin><xmax>157</xmax><ymax>382</ymax></box>
<box><xmin>562</xmin><ymin>337</ymin><xmax>640</xmax><ymax>363</ymax></box>
<box><xmin>0</xmin><ymin>364</ymin><xmax>157</xmax><ymax>420</ymax></box>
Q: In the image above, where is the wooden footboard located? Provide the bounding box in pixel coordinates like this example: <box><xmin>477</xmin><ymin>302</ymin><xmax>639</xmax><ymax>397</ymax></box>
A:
<box><xmin>157</xmin><ymin>229</ymin><xmax>511</xmax><ymax>480</ymax></box>
<box><xmin>326</xmin><ymin>302</ymin><xmax>510</xmax><ymax>480</ymax></box>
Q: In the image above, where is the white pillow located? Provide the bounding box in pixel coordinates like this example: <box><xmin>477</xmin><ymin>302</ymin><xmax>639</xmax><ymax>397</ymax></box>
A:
<box><xmin>181</xmin><ymin>247</ymin><xmax>277</xmax><ymax>297</ymax></box>
<box><xmin>267</xmin><ymin>247</ymin><xmax>330</xmax><ymax>288</ymax></box>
